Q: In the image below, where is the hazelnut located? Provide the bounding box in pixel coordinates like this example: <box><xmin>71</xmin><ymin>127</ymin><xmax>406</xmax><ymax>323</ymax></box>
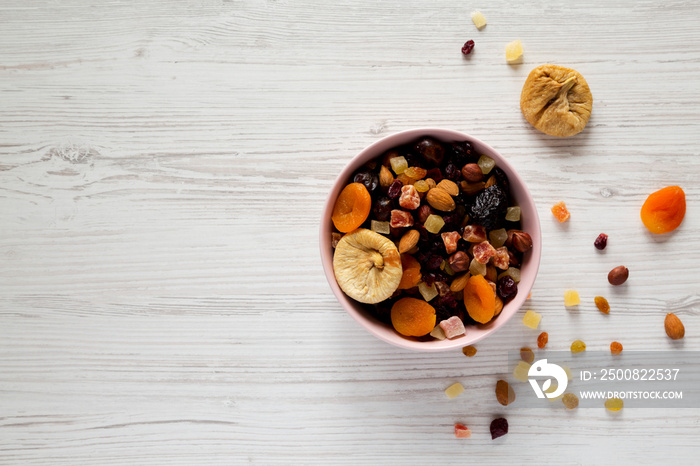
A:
<box><xmin>608</xmin><ymin>266</ymin><xmax>629</xmax><ymax>286</ymax></box>
<box><xmin>418</xmin><ymin>205</ymin><xmax>434</xmax><ymax>224</ymax></box>
<box><xmin>448</xmin><ymin>251</ymin><xmax>470</xmax><ymax>273</ymax></box>
<box><xmin>461</xmin><ymin>163</ymin><xmax>483</xmax><ymax>182</ymax></box>
<box><xmin>506</xmin><ymin>230</ymin><xmax>533</xmax><ymax>253</ymax></box>
<box><xmin>508</xmin><ymin>250</ymin><xmax>520</xmax><ymax>267</ymax></box>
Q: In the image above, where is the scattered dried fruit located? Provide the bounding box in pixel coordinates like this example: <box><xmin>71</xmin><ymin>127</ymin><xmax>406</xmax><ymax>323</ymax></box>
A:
<box><xmin>454</xmin><ymin>423</ymin><xmax>472</xmax><ymax>438</ymax></box>
<box><xmin>608</xmin><ymin>265</ymin><xmax>629</xmax><ymax>286</ymax></box>
<box><xmin>513</xmin><ymin>361</ymin><xmax>531</xmax><ymax>382</ymax></box>
<box><xmin>471</xmin><ymin>11</ymin><xmax>487</xmax><ymax>30</ymax></box>
<box><xmin>641</xmin><ymin>186</ymin><xmax>686</xmax><ymax>234</ymax></box>
<box><xmin>537</xmin><ymin>332</ymin><xmax>548</xmax><ymax>349</ymax></box>
<box><xmin>522</xmin><ymin>310</ymin><xmax>541</xmax><ymax>329</ymax></box>
<box><xmin>495</xmin><ymin>380</ymin><xmax>516</xmax><ymax>406</ymax></box>
<box><xmin>391</xmin><ymin>297</ymin><xmax>436</xmax><ymax>337</ymax></box>
<box><xmin>445</xmin><ymin>382</ymin><xmax>465</xmax><ymax>399</ymax></box>
<box><xmin>595</xmin><ymin>296</ymin><xmax>610</xmax><ymax>314</ymax></box>
<box><xmin>462</xmin><ymin>345</ymin><xmax>477</xmax><ymax>357</ymax></box>
<box><xmin>520</xmin><ymin>347</ymin><xmax>534</xmax><ymax>363</ymax></box>
<box><xmin>664</xmin><ymin>313</ymin><xmax>685</xmax><ymax>340</ymax></box>
<box><xmin>564</xmin><ymin>290</ymin><xmax>581</xmax><ymax>307</ymax></box>
<box><xmin>390</xmin><ymin>209</ymin><xmax>414</xmax><ymax>228</ymax></box>
<box><xmin>570</xmin><ymin>340</ymin><xmax>586</xmax><ymax>353</ymax></box>
<box><xmin>520</xmin><ymin>64</ymin><xmax>593</xmax><ymax>137</ymax></box>
<box><xmin>505</xmin><ymin>40</ymin><xmax>523</xmax><ymax>63</ymax></box>
<box><xmin>551</xmin><ymin>201</ymin><xmax>570</xmax><ymax>223</ymax></box>
<box><xmin>594</xmin><ymin>233</ymin><xmax>608</xmax><ymax>250</ymax></box>
<box><xmin>605</xmin><ymin>397</ymin><xmax>623</xmax><ymax>412</ymax></box>
<box><xmin>461</xmin><ymin>40</ymin><xmax>475</xmax><ymax>55</ymax></box>
<box><xmin>331</xmin><ymin>183</ymin><xmax>372</xmax><ymax>233</ymax></box>
<box><xmin>370</xmin><ymin>220</ymin><xmax>390</xmax><ymax>234</ymax></box>
<box><xmin>439</xmin><ymin>316</ymin><xmax>466</xmax><ymax>339</ymax></box>
<box><xmin>562</xmin><ymin>393</ymin><xmax>579</xmax><ymax>410</ymax></box>
<box><xmin>424</xmin><ymin>214</ymin><xmax>445</xmax><ymax>234</ymax></box>
<box><xmin>490</xmin><ymin>418</ymin><xmax>508</xmax><ymax>439</ymax></box>
<box><xmin>610</xmin><ymin>341</ymin><xmax>623</xmax><ymax>355</ymax></box>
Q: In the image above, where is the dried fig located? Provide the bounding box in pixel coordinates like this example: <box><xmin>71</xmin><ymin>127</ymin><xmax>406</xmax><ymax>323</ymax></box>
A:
<box><xmin>520</xmin><ymin>64</ymin><xmax>593</xmax><ymax>137</ymax></box>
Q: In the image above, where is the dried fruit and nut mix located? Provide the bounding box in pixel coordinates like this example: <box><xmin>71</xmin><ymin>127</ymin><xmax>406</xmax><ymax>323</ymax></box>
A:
<box><xmin>330</xmin><ymin>136</ymin><xmax>533</xmax><ymax>340</ymax></box>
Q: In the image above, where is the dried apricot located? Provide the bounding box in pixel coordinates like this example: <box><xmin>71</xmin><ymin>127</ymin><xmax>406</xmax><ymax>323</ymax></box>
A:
<box><xmin>463</xmin><ymin>275</ymin><xmax>496</xmax><ymax>324</ymax></box>
<box><xmin>551</xmin><ymin>201</ymin><xmax>570</xmax><ymax>223</ymax></box>
<box><xmin>331</xmin><ymin>182</ymin><xmax>372</xmax><ymax>233</ymax></box>
<box><xmin>641</xmin><ymin>186</ymin><xmax>686</xmax><ymax>234</ymax></box>
<box><xmin>390</xmin><ymin>297</ymin><xmax>436</xmax><ymax>337</ymax></box>
<box><xmin>397</xmin><ymin>254</ymin><xmax>421</xmax><ymax>290</ymax></box>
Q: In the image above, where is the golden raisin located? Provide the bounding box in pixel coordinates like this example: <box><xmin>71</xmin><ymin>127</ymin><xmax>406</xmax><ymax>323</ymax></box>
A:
<box><xmin>462</xmin><ymin>345</ymin><xmax>477</xmax><ymax>357</ymax></box>
<box><xmin>605</xmin><ymin>397</ymin><xmax>623</xmax><ymax>411</ymax></box>
<box><xmin>610</xmin><ymin>341</ymin><xmax>623</xmax><ymax>355</ymax></box>
<box><xmin>562</xmin><ymin>393</ymin><xmax>579</xmax><ymax>410</ymax></box>
<box><xmin>594</xmin><ymin>296</ymin><xmax>610</xmax><ymax>314</ymax></box>
<box><xmin>495</xmin><ymin>380</ymin><xmax>516</xmax><ymax>406</ymax></box>
<box><xmin>537</xmin><ymin>332</ymin><xmax>548</xmax><ymax>349</ymax></box>
<box><xmin>551</xmin><ymin>201</ymin><xmax>570</xmax><ymax>223</ymax></box>
<box><xmin>520</xmin><ymin>347</ymin><xmax>534</xmax><ymax>363</ymax></box>
<box><xmin>571</xmin><ymin>340</ymin><xmax>586</xmax><ymax>353</ymax></box>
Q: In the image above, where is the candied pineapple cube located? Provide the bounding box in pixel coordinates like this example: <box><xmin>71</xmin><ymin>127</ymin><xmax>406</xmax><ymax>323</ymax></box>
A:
<box><xmin>424</xmin><ymin>214</ymin><xmax>445</xmax><ymax>234</ymax></box>
<box><xmin>430</xmin><ymin>325</ymin><xmax>446</xmax><ymax>340</ymax></box>
<box><xmin>513</xmin><ymin>360</ymin><xmax>531</xmax><ymax>382</ymax></box>
<box><xmin>471</xmin><ymin>11</ymin><xmax>487</xmax><ymax>30</ymax></box>
<box><xmin>505</xmin><ymin>206</ymin><xmax>521</xmax><ymax>222</ymax></box>
<box><xmin>418</xmin><ymin>282</ymin><xmax>438</xmax><ymax>301</ymax></box>
<box><xmin>489</xmin><ymin>228</ymin><xmax>508</xmax><ymax>248</ymax></box>
<box><xmin>522</xmin><ymin>310</ymin><xmax>541</xmax><ymax>329</ymax></box>
<box><xmin>564</xmin><ymin>290</ymin><xmax>581</xmax><ymax>307</ymax></box>
<box><xmin>505</xmin><ymin>40</ymin><xmax>523</xmax><ymax>63</ymax></box>
<box><xmin>477</xmin><ymin>155</ymin><xmax>495</xmax><ymax>174</ymax></box>
<box><xmin>497</xmin><ymin>267</ymin><xmax>521</xmax><ymax>283</ymax></box>
<box><xmin>445</xmin><ymin>382</ymin><xmax>465</xmax><ymax>399</ymax></box>
<box><xmin>562</xmin><ymin>365</ymin><xmax>573</xmax><ymax>381</ymax></box>
<box><xmin>370</xmin><ymin>220</ymin><xmax>390</xmax><ymax>235</ymax></box>
<box><xmin>389</xmin><ymin>156</ymin><xmax>408</xmax><ymax>175</ymax></box>
<box><xmin>469</xmin><ymin>257</ymin><xmax>487</xmax><ymax>276</ymax></box>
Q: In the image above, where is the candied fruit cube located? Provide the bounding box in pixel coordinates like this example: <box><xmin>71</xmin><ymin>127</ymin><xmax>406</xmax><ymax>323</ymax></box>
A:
<box><xmin>564</xmin><ymin>290</ymin><xmax>581</xmax><ymax>307</ymax></box>
<box><xmin>497</xmin><ymin>267</ymin><xmax>521</xmax><ymax>283</ymax></box>
<box><xmin>445</xmin><ymin>382</ymin><xmax>465</xmax><ymax>399</ymax></box>
<box><xmin>505</xmin><ymin>206</ymin><xmax>521</xmax><ymax>222</ymax></box>
<box><xmin>562</xmin><ymin>393</ymin><xmax>579</xmax><ymax>409</ymax></box>
<box><xmin>430</xmin><ymin>325</ymin><xmax>446</xmax><ymax>340</ymax></box>
<box><xmin>418</xmin><ymin>282</ymin><xmax>439</xmax><ymax>301</ymax></box>
<box><xmin>551</xmin><ymin>201</ymin><xmax>570</xmax><ymax>223</ymax></box>
<box><xmin>389</xmin><ymin>156</ymin><xmax>408</xmax><ymax>175</ymax></box>
<box><xmin>462</xmin><ymin>345</ymin><xmax>477</xmax><ymax>357</ymax></box>
<box><xmin>505</xmin><ymin>39</ymin><xmax>523</xmax><ymax>63</ymax></box>
<box><xmin>439</xmin><ymin>316</ymin><xmax>466</xmax><ymax>339</ymax></box>
<box><xmin>605</xmin><ymin>397</ymin><xmax>623</xmax><ymax>411</ymax></box>
<box><xmin>399</xmin><ymin>185</ymin><xmax>421</xmax><ymax>210</ymax></box>
<box><xmin>492</xmin><ymin>247</ymin><xmax>510</xmax><ymax>270</ymax></box>
<box><xmin>471</xmin><ymin>10</ymin><xmax>487</xmax><ymax>29</ymax></box>
<box><xmin>473</xmin><ymin>241</ymin><xmax>496</xmax><ymax>264</ymax></box>
<box><xmin>477</xmin><ymin>155</ymin><xmax>495</xmax><ymax>174</ymax></box>
<box><xmin>454</xmin><ymin>423</ymin><xmax>472</xmax><ymax>438</ymax></box>
<box><xmin>469</xmin><ymin>257</ymin><xmax>487</xmax><ymax>276</ymax></box>
<box><xmin>390</xmin><ymin>209</ymin><xmax>414</xmax><ymax>228</ymax></box>
<box><xmin>463</xmin><ymin>225</ymin><xmax>487</xmax><ymax>242</ymax></box>
<box><xmin>489</xmin><ymin>228</ymin><xmax>508</xmax><ymax>248</ymax></box>
<box><xmin>513</xmin><ymin>360</ymin><xmax>531</xmax><ymax>382</ymax></box>
<box><xmin>522</xmin><ymin>310</ymin><xmax>541</xmax><ymax>329</ymax></box>
<box><xmin>424</xmin><ymin>214</ymin><xmax>445</xmax><ymax>234</ymax></box>
<box><xmin>370</xmin><ymin>220</ymin><xmax>390</xmax><ymax>234</ymax></box>
<box><xmin>441</xmin><ymin>231</ymin><xmax>461</xmax><ymax>254</ymax></box>
<box><xmin>570</xmin><ymin>340</ymin><xmax>586</xmax><ymax>353</ymax></box>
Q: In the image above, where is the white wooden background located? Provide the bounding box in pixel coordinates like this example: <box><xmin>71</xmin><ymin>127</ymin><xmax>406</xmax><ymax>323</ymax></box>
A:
<box><xmin>1</xmin><ymin>0</ymin><xmax>699</xmax><ymax>464</ymax></box>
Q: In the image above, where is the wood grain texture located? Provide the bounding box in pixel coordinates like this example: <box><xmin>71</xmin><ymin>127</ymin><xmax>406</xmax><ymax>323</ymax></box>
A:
<box><xmin>1</xmin><ymin>0</ymin><xmax>699</xmax><ymax>464</ymax></box>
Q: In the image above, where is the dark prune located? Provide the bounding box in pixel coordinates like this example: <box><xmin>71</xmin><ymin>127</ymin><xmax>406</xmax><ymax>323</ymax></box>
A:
<box><xmin>425</xmin><ymin>168</ymin><xmax>443</xmax><ymax>182</ymax></box>
<box><xmin>489</xmin><ymin>167</ymin><xmax>510</xmax><ymax>197</ymax></box>
<box><xmin>469</xmin><ymin>185</ymin><xmax>508</xmax><ymax>230</ymax></box>
<box><xmin>387</xmin><ymin>179</ymin><xmax>403</xmax><ymax>199</ymax></box>
<box><xmin>441</xmin><ymin>212</ymin><xmax>460</xmax><ymax>229</ymax></box>
<box><xmin>444</xmin><ymin>163</ymin><xmax>461</xmax><ymax>181</ymax></box>
<box><xmin>404</xmin><ymin>152</ymin><xmax>424</xmax><ymax>169</ymax></box>
<box><xmin>353</xmin><ymin>170</ymin><xmax>379</xmax><ymax>194</ymax></box>
<box><xmin>449</xmin><ymin>141</ymin><xmax>474</xmax><ymax>167</ymax></box>
<box><xmin>490</xmin><ymin>418</ymin><xmax>508</xmax><ymax>440</ymax></box>
<box><xmin>497</xmin><ymin>276</ymin><xmax>518</xmax><ymax>302</ymax></box>
<box><xmin>373</xmin><ymin>197</ymin><xmax>393</xmax><ymax>221</ymax></box>
<box><xmin>425</xmin><ymin>254</ymin><xmax>444</xmax><ymax>270</ymax></box>
<box><xmin>415</xmin><ymin>137</ymin><xmax>445</xmax><ymax>167</ymax></box>
<box><xmin>422</xmin><ymin>271</ymin><xmax>446</xmax><ymax>286</ymax></box>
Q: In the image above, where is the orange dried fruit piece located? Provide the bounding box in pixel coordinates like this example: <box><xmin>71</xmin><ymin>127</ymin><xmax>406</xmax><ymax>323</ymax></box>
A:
<box><xmin>594</xmin><ymin>296</ymin><xmax>610</xmax><ymax>314</ymax></box>
<box><xmin>551</xmin><ymin>201</ymin><xmax>570</xmax><ymax>223</ymax></box>
<box><xmin>537</xmin><ymin>332</ymin><xmax>548</xmax><ymax>349</ymax></box>
<box><xmin>331</xmin><ymin>182</ymin><xmax>372</xmax><ymax>233</ymax></box>
<box><xmin>610</xmin><ymin>341</ymin><xmax>623</xmax><ymax>355</ymax></box>
<box><xmin>463</xmin><ymin>275</ymin><xmax>496</xmax><ymax>324</ymax></box>
<box><xmin>462</xmin><ymin>345</ymin><xmax>477</xmax><ymax>357</ymax></box>
<box><xmin>390</xmin><ymin>297</ymin><xmax>436</xmax><ymax>337</ymax></box>
<box><xmin>397</xmin><ymin>254</ymin><xmax>422</xmax><ymax>290</ymax></box>
<box><xmin>640</xmin><ymin>186</ymin><xmax>686</xmax><ymax>234</ymax></box>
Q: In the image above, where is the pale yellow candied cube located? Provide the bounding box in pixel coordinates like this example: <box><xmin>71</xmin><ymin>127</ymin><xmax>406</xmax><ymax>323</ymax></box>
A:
<box><xmin>505</xmin><ymin>40</ymin><xmax>523</xmax><ymax>63</ymax></box>
<box><xmin>418</xmin><ymin>281</ymin><xmax>438</xmax><ymax>302</ymax></box>
<box><xmin>513</xmin><ymin>360</ymin><xmax>531</xmax><ymax>382</ymax></box>
<box><xmin>389</xmin><ymin>155</ymin><xmax>408</xmax><ymax>175</ymax></box>
<box><xmin>471</xmin><ymin>11</ymin><xmax>487</xmax><ymax>30</ymax></box>
<box><xmin>430</xmin><ymin>325</ymin><xmax>446</xmax><ymax>340</ymax></box>
<box><xmin>522</xmin><ymin>310</ymin><xmax>541</xmax><ymax>329</ymax></box>
<box><xmin>564</xmin><ymin>290</ymin><xmax>581</xmax><ymax>307</ymax></box>
<box><xmin>445</xmin><ymin>382</ymin><xmax>465</xmax><ymax>399</ymax></box>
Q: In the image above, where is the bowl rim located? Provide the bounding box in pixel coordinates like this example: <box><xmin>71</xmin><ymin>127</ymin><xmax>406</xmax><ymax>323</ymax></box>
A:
<box><xmin>319</xmin><ymin>128</ymin><xmax>541</xmax><ymax>351</ymax></box>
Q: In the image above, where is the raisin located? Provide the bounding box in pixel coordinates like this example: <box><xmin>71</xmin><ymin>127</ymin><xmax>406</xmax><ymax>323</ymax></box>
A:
<box><xmin>490</xmin><ymin>418</ymin><xmax>508</xmax><ymax>439</ymax></box>
<box><xmin>372</xmin><ymin>197</ymin><xmax>393</xmax><ymax>221</ymax></box>
<box><xmin>425</xmin><ymin>254</ymin><xmax>444</xmax><ymax>270</ymax></box>
<box><xmin>469</xmin><ymin>185</ymin><xmax>508</xmax><ymax>230</ymax></box>
<box><xmin>495</xmin><ymin>380</ymin><xmax>515</xmax><ymax>406</ymax></box>
<box><xmin>520</xmin><ymin>347</ymin><xmax>534</xmax><ymax>363</ymax></box>
<box><xmin>353</xmin><ymin>170</ymin><xmax>379</xmax><ymax>194</ymax></box>
<box><xmin>449</xmin><ymin>141</ymin><xmax>473</xmax><ymax>167</ymax></box>
<box><xmin>425</xmin><ymin>167</ymin><xmax>443</xmax><ymax>182</ymax></box>
<box><xmin>610</xmin><ymin>341</ymin><xmax>623</xmax><ymax>355</ymax></box>
<box><xmin>462</xmin><ymin>345</ymin><xmax>477</xmax><ymax>357</ymax></box>
<box><xmin>496</xmin><ymin>276</ymin><xmax>518</xmax><ymax>302</ymax></box>
<box><xmin>461</xmin><ymin>39</ymin><xmax>475</xmax><ymax>55</ymax></box>
<box><xmin>444</xmin><ymin>163</ymin><xmax>461</xmax><ymax>181</ymax></box>
<box><xmin>594</xmin><ymin>296</ymin><xmax>610</xmax><ymax>314</ymax></box>
<box><xmin>594</xmin><ymin>233</ymin><xmax>608</xmax><ymax>250</ymax></box>
<box><xmin>387</xmin><ymin>179</ymin><xmax>403</xmax><ymax>199</ymax></box>
<box><xmin>562</xmin><ymin>393</ymin><xmax>579</xmax><ymax>410</ymax></box>
<box><xmin>537</xmin><ymin>332</ymin><xmax>548</xmax><ymax>349</ymax></box>
<box><xmin>571</xmin><ymin>340</ymin><xmax>586</xmax><ymax>353</ymax></box>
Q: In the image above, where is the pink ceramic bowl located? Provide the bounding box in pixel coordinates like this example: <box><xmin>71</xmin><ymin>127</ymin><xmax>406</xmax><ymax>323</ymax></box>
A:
<box><xmin>320</xmin><ymin>128</ymin><xmax>541</xmax><ymax>351</ymax></box>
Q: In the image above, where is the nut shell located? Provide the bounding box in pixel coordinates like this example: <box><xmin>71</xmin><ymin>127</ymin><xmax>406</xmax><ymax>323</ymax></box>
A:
<box><xmin>520</xmin><ymin>64</ymin><xmax>593</xmax><ymax>137</ymax></box>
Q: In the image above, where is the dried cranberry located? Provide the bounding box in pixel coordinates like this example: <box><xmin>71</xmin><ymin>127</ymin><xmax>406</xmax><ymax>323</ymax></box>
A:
<box><xmin>373</xmin><ymin>197</ymin><xmax>393</xmax><ymax>221</ymax></box>
<box><xmin>490</xmin><ymin>418</ymin><xmax>508</xmax><ymax>439</ymax></box>
<box><xmin>425</xmin><ymin>254</ymin><xmax>444</xmax><ymax>270</ymax></box>
<box><xmin>387</xmin><ymin>179</ymin><xmax>403</xmax><ymax>199</ymax></box>
<box><xmin>425</xmin><ymin>168</ymin><xmax>443</xmax><ymax>182</ymax></box>
<box><xmin>594</xmin><ymin>233</ymin><xmax>608</xmax><ymax>250</ymax></box>
<box><xmin>497</xmin><ymin>276</ymin><xmax>518</xmax><ymax>302</ymax></box>
<box><xmin>353</xmin><ymin>170</ymin><xmax>378</xmax><ymax>194</ymax></box>
<box><xmin>444</xmin><ymin>163</ymin><xmax>461</xmax><ymax>181</ymax></box>
<box><xmin>461</xmin><ymin>40</ymin><xmax>475</xmax><ymax>55</ymax></box>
